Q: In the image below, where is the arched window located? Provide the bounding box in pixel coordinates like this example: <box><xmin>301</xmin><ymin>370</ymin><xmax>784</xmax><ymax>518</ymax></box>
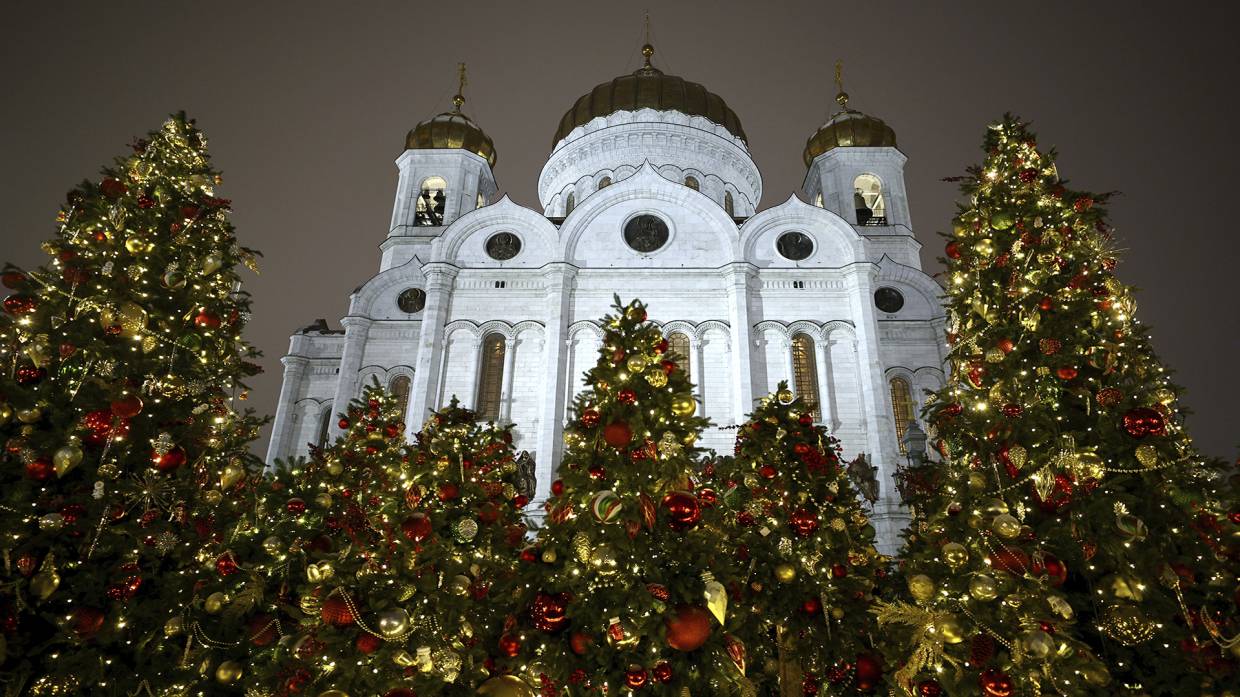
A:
<box><xmin>476</xmin><ymin>192</ymin><xmax>486</xmax><ymax>209</ymax></box>
<box><xmin>390</xmin><ymin>374</ymin><xmax>411</xmax><ymax>420</ymax></box>
<box><xmin>790</xmin><ymin>334</ymin><xmax>821</xmax><ymax>421</ymax></box>
<box><xmin>890</xmin><ymin>377</ymin><xmax>914</xmax><ymax>455</ymax></box>
<box><xmin>415</xmin><ymin>176</ymin><xmax>447</xmax><ymax>226</ymax></box>
<box><xmin>598</xmin><ymin>176</ymin><xmax>612</xmax><ymax>190</ymax></box>
<box><xmin>684</xmin><ymin>175</ymin><xmax>700</xmax><ymax>191</ymax></box>
<box><xmin>476</xmin><ymin>333</ymin><xmax>506</xmax><ymax>422</ymax></box>
<box><xmin>315</xmin><ymin>406</ymin><xmax>333</xmax><ymax>449</ymax></box>
<box><xmin>667</xmin><ymin>332</ymin><xmax>691</xmax><ymax>378</ymax></box>
<box><xmin>723</xmin><ymin>191</ymin><xmax>735</xmax><ymax>217</ymax></box>
<box><xmin>853</xmin><ymin>174</ymin><xmax>886</xmax><ymax>226</ymax></box>
<box><xmin>565</xmin><ymin>192</ymin><xmax>576</xmax><ymax>215</ymax></box>
<box><xmin>814</xmin><ymin>192</ymin><xmax>824</xmax><ymax>208</ymax></box>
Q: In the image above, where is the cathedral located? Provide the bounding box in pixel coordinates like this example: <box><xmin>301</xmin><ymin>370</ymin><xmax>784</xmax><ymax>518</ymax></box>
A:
<box><xmin>265</xmin><ymin>47</ymin><xmax>947</xmax><ymax>548</ymax></box>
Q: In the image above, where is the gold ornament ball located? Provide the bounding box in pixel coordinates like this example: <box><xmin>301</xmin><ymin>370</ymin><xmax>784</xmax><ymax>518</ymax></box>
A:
<box><xmin>202</xmin><ymin>490</ymin><xmax>223</xmax><ymax>506</ymax></box>
<box><xmin>1021</xmin><ymin>629</ymin><xmax>1054</xmax><ymax>659</ymax></box>
<box><xmin>774</xmin><ymin>563</ymin><xmax>797</xmax><ymax>583</ymax></box>
<box><xmin>969</xmin><ymin>574</ymin><xmax>999</xmax><ymax>601</ymax></box>
<box><xmin>53</xmin><ymin>445</ymin><xmax>83</xmax><ymax>477</ymax></box>
<box><xmin>326</xmin><ymin>459</ymin><xmax>344</xmax><ymax>476</ymax></box>
<box><xmin>117</xmin><ymin>301</ymin><xmax>148</xmax><ymax>337</ymax></box>
<box><xmin>0</xmin><ymin>404</ymin><xmax>12</xmax><ymax>424</ymax></box>
<box><xmin>626</xmin><ymin>355</ymin><xmax>649</xmax><ymax>373</ymax></box>
<box><xmin>936</xmin><ymin>616</ymin><xmax>965</xmax><ymax>644</ymax></box>
<box><xmin>204</xmin><ymin>592</ymin><xmax>228</xmax><ymax>614</ymax></box>
<box><xmin>477</xmin><ymin>675</ymin><xmax>537</xmax><ymax>697</ymax></box>
<box><xmin>315</xmin><ymin>493</ymin><xmax>333</xmax><ymax>508</ymax></box>
<box><xmin>775</xmin><ymin>388</ymin><xmax>795</xmax><ymax>404</ymax></box>
<box><xmin>378</xmin><ymin>607</ymin><xmax>410</xmax><ymax>638</ymax></box>
<box><xmin>973</xmin><ymin>238</ymin><xmax>995</xmax><ymax>257</ymax></box>
<box><xmin>541</xmin><ymin>549</ymin><xmax>557</xmax><ymax>563</ymax></box>
<box><xmin>30</xmin><ymin>567</ymin><xmax>60</xmax><ymax>600</ymax></box>
<box><xmin>967</xmin><ymin>472</ymin><xmax>987</xmax><ymax>492</ymax></box>
<box><xmin>1076</xmin><ymin>451</ymin><xmax>1104</xmax><ymax>479</ymax></box>
<box><xmin>981</xmin><ymin>498</ymin><xmax>1009</xmax><ymax>516</ymax></box>
<box><xmin>215</xmin><ymin>660</ymin><xmax>243</xmax><ymax>685</ymax></box>
<box><xmin>202</xmin><ymin>253</ymin><xmax>224</xmax><ymax>275</ymax></box>
<box><xmin>590</xmin><ymin>545</ymin><xmax>619</xmax><ymax>575</ymax></box>
<box><xmin>907</xmin><ymin>574</ymin><xmax>936</xmax><ymax>603</ymax></box>
<box><xmin>164</xmin><ymin>616</ymin><xmax>184</xmax><ymax>637</ymax></box>
<box><xmin>941</xmin><ymin>542</ymin><xmax>968</xmax><ymax>570</ymax></box>
<box><xmin>645</xmin><ymin>370</ymin><xmax>668</xmax><ymax>388</ymax></box>
<box><xmin>992</xmin><ymin>513</ymin><xmax>1021</xmax><ymax>539</ymax></box>
<box><xmin>219</xmin><ymin>463</ymin><xmax>245</xmax><ymax>489</ymax></box>
<box><xmin>124</xmin><ymin>236</ymin><xmax>148</xmax><ymax>254</ymax></box>
<box><xmin>830</xmin><ymin>607</ymin><xmax>845</xmax><ymax>620</ymax></box>
<box><xmin>17</xmin><ymin>407</ymin><xmax>42</xmax><ymax>424</ymax></box>
<box><xmin>671</xmin><ymin>397</ymin><xmax>696</xmax><ymax>417</ymax></box>
<box><xmin>262</xmin><ymin>536</ymin><xmax>282</xmax><ymax>555</ymax></box>
<box><xmin>450</xmin><ymin>575</ymin><xmax>472</xmax><ymax>596</ymax></box>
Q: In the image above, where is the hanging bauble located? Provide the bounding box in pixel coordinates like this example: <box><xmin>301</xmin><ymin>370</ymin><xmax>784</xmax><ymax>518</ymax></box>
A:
<box><xmin>320</xmin><ymin>595</ymin><xmax>354</xmax><ymax>627</ymax></box>
<box><xmin>25</xmin><ymin>458</ymin><xmax>54</xmax><ymax>482</ymax></box>
<box><xmin>1031</xmin><ymin>552</ymin><xmax>1067</xmax><ymax>587</ymax></box>
<box><xmin>1</xmin><ymin>271</ymin><xmax>27</xmax><ymax>288</ymax></box>
<box><xmin>853</xmin><ymin>653</ymin><xmax>883</xmax><ymax>691</ymax></box>
<box><xmin>164</xmin><ymin>616</ymin><xmax>184</xmax><ymax>638</ymax></box>
<box><xmin>590</xmin><ymin>490</ymin><xmax>623</xmax><ymax>523</ymax></box>
<box><xmin>286</xmin><ymin>497</ymin><xmax>307</xmax><ymax>515</ymax></box>
<box><xmin>570</xmin><ymin>630</ymin><xmax>593</xmax><ymax>655</ymax></box>
<box><xmin>945</xmin><ymin>240</ymin><xmax>962</xmax><ymax>259</ymax></box>
<box><xmin>776</xmin><ymin>388</ymin><xmax>794</xmax><ymax>404</ymax></box>
<box><xmin>625</xmin><ymin>665</ymin><xmax>648</xmax><ymax>689</ymax></box>
<box><xmin>992</xmin><ymin>514</ymin><xmax>1021</xmax><ymax>539</ymax></box>
<box><xmin>617</xmin><ymin>388</ymin><xmax>637</xmax><ymax>404</ymax></box>
<box><xmin>202</xmin><ymin>253</ymin><xmax>224</xmax><ymax>275</ymax></box>
<box><xmin>204</xmin><ymin>592</ymin><xmax>227</xmax><ymax>614</ymax></box>
<box><xmin>626</xmin><ymin>355</ymin><xmax>649</xmax><ymax>373</ymax></box>
<box><xmin>3</xmin><ymin>294</ymin><xmax>37</xmax><ymax>315</ymax></box>
<box><xmin>52</xmin><ymin>445</ymin><xmax>83</xmax><ymax>477</ymax></box>
<box><xmin>16</xmin><ymin>365</ymin><xmax>47</xmax><ymax>386</ymax></box>
<box><xmin>1055</xmin><ymin>366</ymin><xmax>1077</xmax><ymax>381</ymax></box>
<box><xmin>1134</xmin><ymin>443</ymin><xmax>1158</xmax><ymax>468</ymax></box>
<box><xmin>979</xmin><ymin>669</ymin><xmax>1014</xmax><ymax>697</ymax></box>
<box><xmin>401</xmin><ymin>512</ymin><xmax>432</xmax><ymax>542</ymax></box>
<box><xmin>774</xmin><ymin>563</ymin><xmax>797</xmax><ymax>583</ymax></box>
<box><xmin>671</xmin><ymin>397</ymin><xmax>696</xmax><ymax>417</ymax></box>
<box><xmin>110</xmin><ymin>394</ymin><xmax>143</xmax><ymax>418</ymax></box>
<box><xmin>193</xmin><ymin>310</ymin><xmax>221</xmax><ymax>330</ymax></box>
<box><xmin>151</xmin><ymin>445</ymin><xmax>187</xmax><ymax>471</ymax></box>
<box><xmin>665</xmin><ymin>605</ymin><xmax>712</xmax><ymax>651</ymax></box>
<box><xmin>377</xmin><ymin>607</ymin><xmax>410</xmax><ymax>638</ymax></box>
<box><xmin>989</xmin><ymin>548</ymin><xmax>1030</xmax><ymax>576</ymax></box>
<box><xmin>661</xmin><ymin>491</ymin><xmax>701</xmax><ymax>531</ymax></box>
<box><xmin>969</xmin><ymin>574</ymin><xmax>999</xmax><ymax>601</ymax></box>
<box><xmin>603</xmin><ymin>421</ymin><xmax>632</xmax><ymax>447</ymax></box>
<box><xmin>941</xmin><ymin>542</ymin><xmax>968</xmax><ymax>569</ymax></box>
<box><xmin>530</xmin><ymin>592</ymin><xmax>569</xmax><ymax>633</ymax></box>
<box><xmin>219</xmin><ymin>462</ymin><xmax>245</xmax><ymax>490</ymax></box>
<box><xmin>453</xmin><ymin>518</ymin><xmax>479</xmax><ymax>543</ymax></box>
<box><xmin>589</xmin><ymin>545</ymin><xmax>619</xmax><ymax>575</ymax></box>
<box><xmin>1122</xmin><ymin>407</ymin><xmax>1165</xmax><ymax>439</ymax></box>
<box><xmin>907</xmin><ymin>574</ymin><xmax>935</xmax><ymax>603</ymax></box>
<box><xmin>72</xmin><ymin>607</ymin><xmax>106</xmax><ymax>638</ymax></box>
<box><xmin>476</xmin><ymin>675</ymin><xmax>536</xmax><ymax>697</ymax></box>
<box><xmin>1115</xmin><ymin>513</ymin><xmax>1148</xmax><ymax>542</ymax></box>
<box><xmin>215</xmin><ymin>552</ymin><xmax>239</xmax><ymax>577</ymax></box>
<box><xmin>497</xmin><ymin>632</ymin><xmax>522</xmax><ymax>657</ymax></box>
<box><xmin>438</xmin><ymin>482</ymin><xmax>460</xmax><ymax>501</ymax></box>
<box><xmin>916</xmin><ymin>680</ymin><xmax>943</xmax><ymax>697</ymax></box>
<box><xmin>1020</xmin><ymin>629</ymin><xmax>1054</xmax><ymax>659</ymax></box>
<box><xmin>215</xmin><ymin>661</ymin><xmax>243</xmax><ymax>685</ymax></box>
<box><xmin>247</xmin><ymin>613</ymin><xmax>278</xmax><ymax>646</ymax></box>
<box><xmin>580</xmin><ymin>408</ymin><xmax>600</xmax><ymax>427</ymax></box>
<box><xmin>645</xmin><ymin>370</ymin><xmax>668</xmax><ymax>388</ymax></box>
<box><xmin>788</xmin><ymin>507</ymin><xmax>819</xmax><ymax>537</ymax></box>
<box><xmin>162</xmin><ymin>268</ymin><xmax>186</xmax><ymax>289</ymax></box>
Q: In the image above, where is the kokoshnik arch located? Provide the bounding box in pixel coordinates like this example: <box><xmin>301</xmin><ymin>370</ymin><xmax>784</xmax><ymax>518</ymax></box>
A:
<box><xmin>266</xmin><ymin>47</ymin><xmax>947</xmax><ymax>550</ymax></box>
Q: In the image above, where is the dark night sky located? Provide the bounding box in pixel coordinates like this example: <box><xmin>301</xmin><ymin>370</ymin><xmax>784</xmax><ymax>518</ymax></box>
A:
<box><xmin>2</xmin><ymin>1</ymin><xmax>1236</xmax><ymax>460</ymax></box>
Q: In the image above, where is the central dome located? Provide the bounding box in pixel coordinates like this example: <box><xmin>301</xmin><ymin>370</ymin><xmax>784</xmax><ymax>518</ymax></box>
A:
<box><xmin>552</xmin><ymin>44</ymin><xmax>746</xmax><ymax>148</ymax></box>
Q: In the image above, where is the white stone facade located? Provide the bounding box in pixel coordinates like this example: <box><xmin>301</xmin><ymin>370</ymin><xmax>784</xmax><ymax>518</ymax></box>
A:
<box><xmin>266</xmin><ymin>107</ymin><xmax>946</xmax><ymax>551</ymax></box>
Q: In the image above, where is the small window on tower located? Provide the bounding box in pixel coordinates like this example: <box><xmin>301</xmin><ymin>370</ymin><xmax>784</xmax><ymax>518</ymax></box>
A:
<box><xmin>853</xmin><ymin>174</ymin><xmax>886</xmax><ymax>226</ymax></box>
<box><xmin>684</xmin><ymin>176</ymin><xmax>700</xmax><ymax>191</ymax></box>
<box><xmin>476</xmin><ymin>333</ymin><xmax>506</xmax><ymax>422</ymax></box>
<box><xmin>791</xmin><ymin>334</ymin><xmax>821</xmax><ymax>421</ymax></box>
<box><xmin>598</xmin><ymin>176</ymin><xmax>612</xmax><ymax>190</ymax></box>
<box><xmin>565</xmin><ymin>192</ymin><xmax>576</xmax><ymax>215</ymax></box>
<box><xmin>724</xmin><ymin>191</ymin><xmax>734</xmax><ymax>217</ymax></box>
<box><xmin>890</xmin><ymin>377</ymin><xmax>914</xmax><ymax>455</ymax></box>
<box><xmin>415</xmin><ymin>176</ymin><xmax>447</xmax><ymax>226</ymax></box>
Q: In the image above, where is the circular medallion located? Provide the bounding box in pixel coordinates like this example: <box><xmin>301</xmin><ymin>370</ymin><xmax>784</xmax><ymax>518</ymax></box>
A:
<box><xmin>776</xmin><ymin>231</ymin><xmax>814</xmax><ymax>261</ymax></box>
<box><xmin>623</xmin><ymin>214</ymin><xmax>670</xmax><ymax>253</ymax></box>
<box><xmin>397</xmin><ymin>288</ymin><xmax>426</xmax><ymax>313</ymax></box>
<box><xmin>874</xmin><ymin>287</ymin><xmax>905</xmax><ymax>313</ymax></box>
<box><xmin>485</xmin><ymin>232</ymin><xmax>522</xmax><ymax>260</ymax></box>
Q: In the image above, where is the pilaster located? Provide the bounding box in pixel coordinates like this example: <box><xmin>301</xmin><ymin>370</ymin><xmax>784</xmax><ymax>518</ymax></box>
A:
<box><xmin>405</xmin><ymin>264</ymin><xmax>459</xmax><ymax>435</ymax></box>
<box><xmin>328</xmin><ymin>317</ymin><xmax>373</xmax><ymax>438</ymax></box>
<box><xmin>533</xmin><ymin>263</ymin><xmax>577</xmax><ymax>506</ymax></box>
<box><xmin>498</xmin><ymin>337</ymin><xmax>517</xmax><ymax>422</ymax></box>
<box><xmin>266</xmin><ymin>355</ymin><xmax>309</xmax><ymax>466</ymax></box>
<box><xmin>723</xmin><ymin>263</ymin><xmax>758</xmax><ymax>423</ymax></box>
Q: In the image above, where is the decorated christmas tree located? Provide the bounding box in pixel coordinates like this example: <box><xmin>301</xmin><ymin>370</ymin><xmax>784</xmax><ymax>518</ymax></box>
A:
<box><xmin>504</xmin><ymin>298</ymin><xmax>762</xmax><ymax>697</ymax></box>
<box><xmin>0</xmin><ymin>113</ymin><xmax>264</xmax><ymax>694</ymax></box>
<box><xmin>185</xmin><ymin>383</ymin><xmax>529</xmax><ymax>696</ymax></box>
<box><xmin>707</xmin><ymin>382</ymin><xmax>885</xmax><ymax>695</ymax></box>
<box><xmin>875</xmin><ymin>115</ymin><xmax>1238</xmax><ymax>695</ymax></box>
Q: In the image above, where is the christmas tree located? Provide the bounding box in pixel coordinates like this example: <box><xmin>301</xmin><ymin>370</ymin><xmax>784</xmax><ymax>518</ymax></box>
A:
<box><xmin>0</xmin><ymin>113</ymin><xmax>264</xmax><ymax>694</ymax></box>
<box><xmin>187</xmin><ymin>383</ymin><xmax>529</xmax><ymax>696</ymax></box>
<box><xmin>875</xmin><ymin>115</ymin><xmax>1238</xmax><ymax>695</ymax></box>
<box><xmin>505</xmin><ymin>298</ymin><xmax>761</xmax><ymax>697</ymax></box>
<box><xmin>707</xmin><ymin>382</ymin><xmax>885</xmax><ymax>695</ymax></box>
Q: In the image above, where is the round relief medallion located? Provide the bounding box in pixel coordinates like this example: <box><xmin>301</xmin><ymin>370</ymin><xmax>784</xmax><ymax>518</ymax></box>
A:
<box><xmin>776</xmin><ymin>231</ymin><xmax>814</xmax><ymax>261</ymax></box>
<box><xmin>397</xmin><ymin>287</ymin><xmax>426</xmax><ymax>313</ymax></box>
<box><xmin>485</xmin><ymin>232</ymin><xmax>522</xmax><ymax>260</ymax></box>
<box><xmin>874</xmin><ymin>287</ymin><xmax>905</xmax><ymax>313</ymax></box>
<box><xmin>623</xmin><ymin>214</ymin><xmax>670</xmax><ymax>253</ymax></box>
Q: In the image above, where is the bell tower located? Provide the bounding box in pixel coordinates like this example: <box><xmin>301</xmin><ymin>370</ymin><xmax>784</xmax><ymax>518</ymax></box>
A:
<box><xmin>383</xmin><ymin>64</ymin><xmax>499</xmax><ymax>271</ymax></box>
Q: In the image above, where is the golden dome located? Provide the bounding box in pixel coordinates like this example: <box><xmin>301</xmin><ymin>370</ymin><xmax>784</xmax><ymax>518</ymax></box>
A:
<box><xmin>552</xmin><ymin>44</ymin><xmax>746</xmax><ymax>148</ymax></box>
<box><xmin>802</xmin><ymin>93</ymin><xmax>897</xmax><ymax>167</ymax></box>
<box><xmin>405</xmin><ymin>94</ymin><xmax>497</xmax><ymax>167</ymax></box>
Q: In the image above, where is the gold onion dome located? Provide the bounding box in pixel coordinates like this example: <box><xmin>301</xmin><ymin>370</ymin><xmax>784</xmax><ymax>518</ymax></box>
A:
<box><xmin>802</xmin><ymin>89</ymin><xmax>896</xmax><ymax>167</ymax></box>
<box><xmin>552</xmin><ymin>43</ymin><xmax>747</xmax><ymax>147</ymax></box>
<box><xmin>405</xmin><ymin>91</ymin><xmax>497</xmax><ymax>167</ymax></box>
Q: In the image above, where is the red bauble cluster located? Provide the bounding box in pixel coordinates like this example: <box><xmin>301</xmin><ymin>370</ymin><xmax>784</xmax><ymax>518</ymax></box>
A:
<box><xmin>1122</xmin><ymin>407</ymin><xmax>1166</xmax><ymax>439</ymax></box>
<box><xmin>665</xmin><ymin>605</ymin><xmax>712</xmax><ymax>651</ymax></box>
<box><xmin>661</xmin><ymin>491</ymin><xmax>701</xmax><ymax>531</ymax></box>
<box><xmin>530</xmin><ymin>592</ymin><xmax>569</xmax><ymax>633</ymax></box>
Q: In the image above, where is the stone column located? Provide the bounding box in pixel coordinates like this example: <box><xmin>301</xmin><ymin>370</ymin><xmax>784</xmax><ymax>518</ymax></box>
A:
<box><xmin>328</xmin><ymin>317</ymin><xmax>372</xmax><ymax>438</ymax></box>
<box><xmin>265</xmin><ymin>355</ymin><xmax>309</xmax><ymax>467</ymax></box>
<box><xmin>723</xmin><ymin>263</ymin><xmax>757</xmax><ymax>424</ymax></box>
<box><xmin>498</xmin><ymin>336</ymin><xmax>517</xmax><ymax>422</ymax></box>
<box><xmin>533</xmin><ymin>263</ymin><xmax>576</xmax><ymax>508</ymax></box>
<box><xmin>690</xmin><ymin>334</ymin><xmax>705</xmax><ymax>414</ymax></box>
<box><xmin>843</xmin><ymin>263</ymin><xmax>907</xmax><ymax>553</ymax></box>
<box><xmin>405</xmin><ymin>264</ymin><xmax>458</xmax><ymax>437</ymax></box>
<box><xmin>780</xmin><ymin>334</ymin><xmax>795</xmax><ymax>390</ymax></box>
<box><xmin>812</xmin><ymin>336</ymin><xmax>833</xmax><ymax>426</ymax></box>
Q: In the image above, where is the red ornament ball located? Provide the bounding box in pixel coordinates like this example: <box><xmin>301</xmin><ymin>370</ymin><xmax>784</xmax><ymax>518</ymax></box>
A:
<box><xmin>3</xmin><ymin>295</ymin><xmax>37</xmax><ymax>316</ymax></box>
<box><xmin>498</xmin><ymin>631</ymin><xmax>522</xmax><ymax>657</ymax></box>
<box><xmin>337</xmin><ymin>417</ymin><xmax>350</xmax><ymax>429</ymax></box>
<box><xmin>979</xmin><ymin>669</ymin><xmax>1014</xmax><ymax>697</ymax></box>
<box><xmin>110</xmin><ymin>395</ymin><xmax>143</xmax><ymax>418</ymax></box>
<box><xmin>854</xmin><ymin>653</ymin><xmax>883</xmax><ymax>691</ymax></box>
<box><xmin>646</xmin><ymin>583</ymin><xmax>671</xmax><ymax>601</ymax></box>
<box><xmin>551</xmin><ymin>479</ymin><xmax>565</xmax><ymax>496</ymax></box>
<box><xmin>570</xmin><ymin>631</ymin><xmax>593</xmax><ymax>656</ymax></box>
<box><xmin>530</xmin><ymin>592</ymin><xmax>569</xmax><ymax>634</ymax></box>
<box><xmin>215</xmin><ymin>553</ymin><xmax>239</xmax><ymax>577</ymax></box>
<box><xmin>401</xmin><ymin>512</ymin><xmax>432</xmax><ymax>542</ymax></box>
<box><xmin>1032</xmin><ymin>553</ymin><xmax>1068</xmax><ymax>587</ymax></box>
<box><xmin>945</xmin><ymin>240</ymin><xmax>962</xmax><ymax>260</ymax></box>
<box><xmin>286</xmin><ymin>497</ymin><xmax>307</xmax><ymax>515</ymax></box>
<box><xmin>1</xmin><ymin>271</ymin><xmax>26</xmax><ymax>289</ymax></box>
<box><xmin>603</xmin><ymin>421</ymin><xmax>632</xmax><ymax>448</ymax></box>
<box><xmin>661</xmin><ymin>491</ymin><xmax>701</xmax><ymax>531</ymax></box>
<box><xmin>99</xmin><ymin>177</ymin><xmax>127</xmax><ymax>198</ymax></box>
<box><xmin>25</xmin><ymin>457</ymin><xmax>54</xmax><ymax>481</ymax></box>
<box><xmin>193</xmin><ymin>310</ymin><xmax>221</xmax><ymax>329</ymax></box>
<box><xmin>830</xmin><ymin>563</ymin><xmax>848</xmax><ymax>578</ymax></box>
<box><xmin>916</xmin><ymin>680</ymin><xmax>942</xmax><ymax>696</ymax></box>
<box><xmin>801</xmin><ymin>597</ymin><xmax>822</xmax><ymax>615</ymax></box>
<box><xmin>653</xmin><ymin>661</ymin><xmax>673</xmax><ymax>684</ymax></box>
<box><xmin>73</xmin><ymin>607</ymin><xmax>106</xmax><ymax>638</ymax></box>
<box><xmin>789</xmin><ymin>508</ymin><xmax>820</xmax><ymax>537</ymax></box>
<box><xmin>320</xmin><ymin>596</ymin><xmax>354</xmax><ymax>627</ymax></box>
<box><xmin>665</xmin><ymin>605</ymin><xmax>712</xmax><ymax>651</ymax></box>
<box><xmin>759</xmin><ymin>464</ymin><xmax>778</xmax><ymax>479</ymax></box>
<box><xmin>16</xmin><ymin>365</ymin><xmax>47</xmax><ymax>385</ymax></box>
<box><xmin>438</xmin><ymin>482</ymin><xmax>460</xmax><ymax>501</ymax></box>
<box><xmin>247</xmin><ymin>613</ymin><xmax>278</xmax><ymax>646</ymax></box>
<box><xmin>625</xmin><ymin>666</ymin><xmax>649</xmax><ymax>689</ymax></box>
<box><xmin>617</xmin><ymin>388</ymin><xmax>637</xmax><ymax>404</ymax></box>
<box><xmin>151</xmin><ymin>445</ymin><xmax>186</xmax><ymax>471</ymax></box>
<box><xmin>1038</xmin><ymin>296</ymin><xmax>1054</xmax><ymax>311</ymax></box>
<box><xmin>581</xmin><ymin>408</ymin><xmax>600</xmax><ymax>427</ymax></box>
<box><xmin>1055</xmin><ymin>366</ymin><xmax>1078</xmax><ymax>381</ymax></box>
<box><xmin>1122</xmin><ymin>407</ymin><xmax>1166</xmax><ymax>439</ymax></box>
<box><xmin>989</xmin><ymin>548</ymin><xmax>1031</xmax><ymax>576</ymax></box>
<box><xmin>355</xmin><ymin>632</ymin><xmax>382</xmax><ymax>654</ymax></box>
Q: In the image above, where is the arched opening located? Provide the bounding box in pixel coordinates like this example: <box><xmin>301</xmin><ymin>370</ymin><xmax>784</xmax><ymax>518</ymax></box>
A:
<box><xmin>476</xmin><ymin>333</ymin><xmax>506</xmax><ymax>422</ymax></box>
<box><xmin>684</xmin><ymin>175</ymin><xmax>700</xmax><ymax>191</ymax></box>
<box><xmin>667</xmin><ymin>331</ymin><xmax>691</xmax><ymax>378</ymax></box>
<box><xmin>724</xmin><ymin>191</ymin><xmax>735</xmax><ymax>217</ymax></box>
<box><xmin>565</xmin><ymin>191</ymin><xmax>576</xmax><ymax>215</ymax></box>
<box><xmin>790</xmin><ymin>334</ymin><xmax>821</xmax><ymax>421</ymax></box>
<box><xmin>853</xmin><ymin>174</ymin><xmax>886</xmax><ymax>226</ymax></box>
<box><xmin>315</xmin><ymin>406</ymin><xmax>333</xmax><ymax>449</ymax></box>
<box><xmin>890</xmin><ymin>377</ymin><xmax>914</xmax><ymax>455</ymax></box>
<box><xmin>390</xmin><ymin>374</ymin><xmax>411</xmax><ymax>421</ymax></box>
<box><xmin>415</xmin><ymin>176</ymin><xmax>447</xmax><ymax>226</ymax></box>
<box><xmin>598</xmin><ymin>176</ymin><xmax>612</xmax><ymax>190</ymax></box>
